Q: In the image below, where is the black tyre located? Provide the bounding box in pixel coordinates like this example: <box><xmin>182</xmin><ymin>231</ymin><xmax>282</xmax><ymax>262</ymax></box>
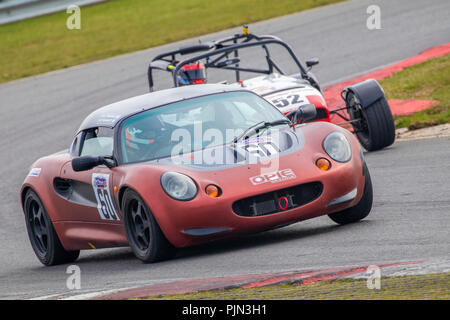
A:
<box><xmin>328</xmin><ymin>163</ymin><xmax>373</xmax><ymax>225</ymax></box>
<box><xmin>24</xmin><ymin>190</ymin><xmax>80</xmax><ymax>266</ymax></box>
<box><xmin>122</xmin><ymin>189</ymin><xmax>176</xmax><ymax>263</ymax></box>
<box><xmin>346</xmin><ymin>92</ymin><xmax>395</xmax><ymax>151</ymax></box>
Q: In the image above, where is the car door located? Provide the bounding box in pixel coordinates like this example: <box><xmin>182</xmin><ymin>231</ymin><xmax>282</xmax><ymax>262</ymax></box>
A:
<box><xmin>59</xmin><ymin>127</ymin><xmax>120</xmax><ymax>223</ymax></box>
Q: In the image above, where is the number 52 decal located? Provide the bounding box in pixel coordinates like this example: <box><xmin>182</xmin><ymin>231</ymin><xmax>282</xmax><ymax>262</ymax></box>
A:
<box><xmin>92</xmin><ymin>173</ymin><xmax>119</xmax><ymax>221</ymax></box>
<box><xmin>271</xmin><ymin>94</ymin><xmax>304</xmax><ymax>108</ymax></box>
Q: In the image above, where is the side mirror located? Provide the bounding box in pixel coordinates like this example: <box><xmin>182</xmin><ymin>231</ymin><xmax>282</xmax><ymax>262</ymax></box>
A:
<box><xmin>306</xmin><ymin>58</ymin><xmax>319</xmax><ymax>69</ymax></box>
<box><xmin>72</xmin><ymin>156</ymin><xmax>106</xmax><ymax>172</ymax></box>
<box><xmin>298</xmin><ymin>103</ymin><xmax>317</xmax><ymax>121</ymax></box>
<box><xmin>287</xmin><ymin>104</ymin><xmax>317</xmax><ymax>123</ymax></box>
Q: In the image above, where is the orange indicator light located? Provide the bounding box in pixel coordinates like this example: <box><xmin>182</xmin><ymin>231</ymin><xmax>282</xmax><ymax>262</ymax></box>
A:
<box><xmin>205</xmin><ymin>185</ymin><xmax>220</xmax><ymax>197</ymax></box>
<box><xmin>316</xmin><ymin>158</ymin><xmax>331</xmax><ymax>171</ymax></box>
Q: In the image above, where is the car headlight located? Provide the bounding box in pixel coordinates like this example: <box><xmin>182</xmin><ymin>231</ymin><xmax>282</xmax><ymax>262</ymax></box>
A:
<box><xmin>322</xmin><ymin>132</ymin><xmax>352</xmax><ymax>162</ymax></box>
<box><xmin>161</xmin><ymin>172</ymin><xmax>198</xmax><ymax>201</ymax></box>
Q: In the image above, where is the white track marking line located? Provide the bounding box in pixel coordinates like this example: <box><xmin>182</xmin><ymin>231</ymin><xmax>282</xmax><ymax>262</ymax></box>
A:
<box><xmin>28</xmin><ymin>293</ymin><xmax>66</xmax><ymax>300</ymax></box>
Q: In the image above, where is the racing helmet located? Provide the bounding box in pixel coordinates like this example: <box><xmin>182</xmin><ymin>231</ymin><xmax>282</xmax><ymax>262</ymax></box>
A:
<box><xmin>176</xmin><ymin>62</ymin><xmax>206</xmax><ymax>86</ymax></box>
<box><xmin>125</xmin><ymin>115</ymin><xmax>163</xmax><ymax>150</ymax></box>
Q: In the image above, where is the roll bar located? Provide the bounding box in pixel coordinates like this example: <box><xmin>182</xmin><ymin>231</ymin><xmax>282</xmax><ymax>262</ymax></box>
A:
<box><xmin>147</xmin><ymin>33</ymin><xmax>310</xmax><ymax>92</ymax></box>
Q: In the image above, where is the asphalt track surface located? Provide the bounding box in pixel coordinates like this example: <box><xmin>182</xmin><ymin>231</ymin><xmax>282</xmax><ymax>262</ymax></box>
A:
<box><xmin>0</xmin><ymin>0</ymin><xmax>449</xmax><ymax>299</ymax></box>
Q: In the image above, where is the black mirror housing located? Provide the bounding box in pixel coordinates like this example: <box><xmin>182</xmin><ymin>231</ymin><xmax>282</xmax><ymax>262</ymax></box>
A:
<box><xmin>287</xmin><ymin>104</ymin><xmax>317</xmax><ymax>123</ymax></box>
<box><xmin>306</xmin><ymin>58</ymin><xmax>319</xmax><ymax>68</ymax></box>
<box><xmin>72</xmin><ymin>156</ymin><xmax>105</xmax><ymax>172</ymax></box>
<box><xmin>298</xmin><ymin>103</ymin><xmax>317</xmax><ymax>121</ymax></box>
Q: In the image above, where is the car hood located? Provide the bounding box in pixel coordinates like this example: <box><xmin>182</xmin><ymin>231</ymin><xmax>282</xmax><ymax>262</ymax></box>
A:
<box><xmin>151</xmin><ymin>127</ymin><xmax>305</xmax><ymax>171</ymax></box>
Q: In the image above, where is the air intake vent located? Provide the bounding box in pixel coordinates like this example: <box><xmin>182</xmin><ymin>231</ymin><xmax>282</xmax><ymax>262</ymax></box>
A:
<box><xmin>232</xmin><ymin>182</ymin><xmax>323</xmax><ymax>217</ymax></box>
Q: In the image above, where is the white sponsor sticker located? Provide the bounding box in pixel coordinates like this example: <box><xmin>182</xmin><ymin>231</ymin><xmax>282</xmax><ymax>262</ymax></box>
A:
<box><xmin>249</xmin><ymin>169</ymin><xmax>296</xmax><ymax>185</ymax></box>
<box><xmin>28</xmin><ymin>168</ymin><xmax>41</xmax><ymax>177</ymax></box>
<box><xmin>91</xmin><ymin>173</ymin><xmax>119</xmax><ymax>221</ymax></box>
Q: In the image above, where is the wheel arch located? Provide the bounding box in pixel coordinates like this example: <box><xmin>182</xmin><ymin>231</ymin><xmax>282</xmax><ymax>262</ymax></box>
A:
<box><xmin>344</xmin><ymin>79</ymin><xmax>385</xmax><ymax>109</ymax></box>
<box><xmin>20</xmin><ymin>186</ymin><xmax>33</xmax><ymax>213</ymax></box>
<box><xmin>118</xmin><ymin>185</ymin><xmax>178</xmax><ymax>247</ymax></box>
<box><xmin>117</xmin><ymin>185</ymin><xmax>130</xmax><ymax>210</ymax></box>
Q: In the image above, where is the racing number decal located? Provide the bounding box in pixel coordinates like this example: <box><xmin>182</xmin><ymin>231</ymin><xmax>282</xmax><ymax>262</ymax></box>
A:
<box><xmin>92</xmin><ymin>174</ymin><xmax>119</xmax><ymax>221</ymax></box>
<box><xmin>244</xmin><ymin>142</ymin><xmax>280</xmax><ymax>157</ymax></box>
<box><xmin>266</xmin><ymin>87</ymin><xmax>322</xmax><ymax>112</ymax></box>
<box><xmin>238</xmin><ymin>137</ymin><xmax>281</xmax><ymax>158</ymax></box>
<box><xmin>271</xmin><ymin>94</ymin><xmax>304</xmax><ymax>108</ymax></box>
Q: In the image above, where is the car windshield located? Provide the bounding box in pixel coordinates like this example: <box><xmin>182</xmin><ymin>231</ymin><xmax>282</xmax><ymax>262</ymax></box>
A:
<box><xmin>119</xmin><ymin>91</ymin><xmax>288</xmax><ymax>163</ymax></box>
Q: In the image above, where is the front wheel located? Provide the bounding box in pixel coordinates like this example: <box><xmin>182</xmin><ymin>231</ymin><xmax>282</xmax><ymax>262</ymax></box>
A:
<box><xmin>328</xmin><ymin>163</ymin><xmax>373</xmax><ymax>225</ymax></box>
<box><xmin>346</xmin><ymin>92</ymin><xmax>395</xmax><ymax>151</ymax></box>
<box><xmin>24</xmin><ymin>190</ymin><xmax>80</xmax><ymax>266</ymax></box>
<box><xmin>122</xmin><ymin>189</ymin><xmax>176</xmax><ymax>263</ymax></box>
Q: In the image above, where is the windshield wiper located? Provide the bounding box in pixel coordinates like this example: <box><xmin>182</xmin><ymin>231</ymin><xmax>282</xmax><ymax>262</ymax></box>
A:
<box><xmin>233</xmin><ymin>119</ymin><xmax>291</xmax><ymax>143</ymax></box>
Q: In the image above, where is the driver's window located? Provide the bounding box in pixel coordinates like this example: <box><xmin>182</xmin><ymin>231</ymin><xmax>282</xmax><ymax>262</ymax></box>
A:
<box><xmin>80</xmin><ymin>127</ymin><xmax>114</xmax><ymax>157</ymax></box>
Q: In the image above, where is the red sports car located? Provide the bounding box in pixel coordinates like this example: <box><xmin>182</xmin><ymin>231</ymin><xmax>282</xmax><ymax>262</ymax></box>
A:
<box><xmin>21</xmin><ymin>84</ymin><xmax>372</xmax><ymax>265</ymax></box>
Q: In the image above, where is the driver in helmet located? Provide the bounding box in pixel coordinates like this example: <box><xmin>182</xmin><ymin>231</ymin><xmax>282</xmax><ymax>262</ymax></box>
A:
<box><xmin>124</xmin><ymin>115</ymin><xmax>166</xmax><ymax>161</ymax></box>
<box><xmin>176</xmin><ymin>62</ymin><xmax>207</xmax><ymax>86</ymax></box>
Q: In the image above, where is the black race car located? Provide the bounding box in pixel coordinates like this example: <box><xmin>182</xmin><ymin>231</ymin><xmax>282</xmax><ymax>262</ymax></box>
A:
<box><xmin>146</xmin><ymin>26</ymin><xmax>395</xmax><ymax>151</ymax></box>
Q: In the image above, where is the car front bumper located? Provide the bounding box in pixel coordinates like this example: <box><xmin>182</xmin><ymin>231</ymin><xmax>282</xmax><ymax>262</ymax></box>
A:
<box><xmin>146</xmin><ymin>149</ymin><xmax>366</xmax><ymax>248</ymax></box>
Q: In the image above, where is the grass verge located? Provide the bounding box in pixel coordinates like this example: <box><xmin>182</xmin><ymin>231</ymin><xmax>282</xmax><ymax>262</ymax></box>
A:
<box><xmin>379</xmin><ymin>54</ymin><xmax>450</xmax><ymax>130</ymax></box>
<box><xmin>0</xmin><ymin>0</ymin><xmax>346</xmax><ymax>84</ymax></box>
<box><xmin>140</xmin><ymin>273</ymin><xmax>450</xmax><ymax>300</ymax></box>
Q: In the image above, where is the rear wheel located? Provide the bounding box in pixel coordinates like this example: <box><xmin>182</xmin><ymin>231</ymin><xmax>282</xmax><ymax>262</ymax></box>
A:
<box><xmin>24</xmin><ymin>190</ymin><xmax>79</xmax><ymax>266</ymax></box>
<box><xmin>328</xmin><ymin>163</ymin><xmax>373</xmax><ymax>225</ymax></box>
<box><xmin>122</xmin><ymin>189</ymin><xmax>176</xmax><ymax>263</ymax></box>
<box><xmin>346</xmin><ymin>92</ymin><xmax>395</xmax><ymax>151</ymax></box>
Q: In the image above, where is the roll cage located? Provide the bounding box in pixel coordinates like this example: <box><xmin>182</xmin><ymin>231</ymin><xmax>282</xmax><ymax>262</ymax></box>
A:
<box><xmin>147</xmin><ymin>33</ymin><xmax>319</xmax><ymax>92</ymax></box>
